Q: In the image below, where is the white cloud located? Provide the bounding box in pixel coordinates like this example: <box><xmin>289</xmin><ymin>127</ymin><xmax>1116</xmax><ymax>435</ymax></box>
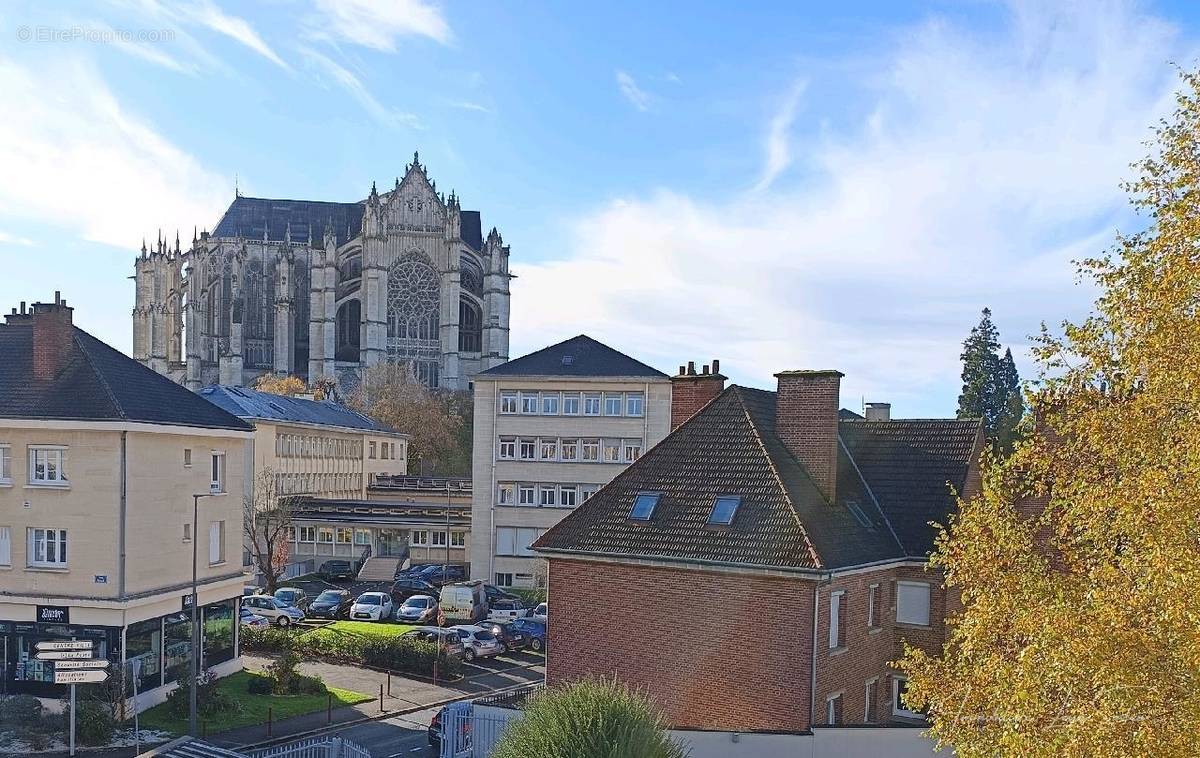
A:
<box><xmin>0</xmin><ymin>55</ymin><xmax>229</xmax><ymax>249</ymax></box>
<box><xmin>450</xmin><ymin>100</ymin><xmax>490</xmax><ymax>113</ymax></box>
<box><xmin>307</xmin><ymin>0</ymin><xmax>452</xmax><ymax>50</ymax></box>
<box><xmin>754</xmin><ymin>79</ymin><xmax>807</xmax><ymax>192</ymax></box>
<box><xmin>122</xmin><ymin>0</ymin><xmax>288</xmax><ymax>71</ymax></box>
<box><xmin>300</xmin><ymin>48</ymin><xmax>421</xmax><ymax>128</ymax></box>
<box><xmin>514</xmin><ymin>1</ymin><xmax>1187</xmax><ymax>415</ymax></box>
<box><xmin>0</xmin><ymin>231</ymin><xmax>35</xmax><ymax>246</ymax></box>
<box><xmin>616</xmin><ymin>71</ymin><xmax>652</xmax><ymax>111</ymax></box>
<box><xmin>184</xmin><ymin>0</ymin><xmax>289</xmax><ymax>69</ymax></box>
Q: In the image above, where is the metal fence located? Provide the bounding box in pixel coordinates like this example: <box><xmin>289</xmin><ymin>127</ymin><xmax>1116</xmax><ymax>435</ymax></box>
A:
<box><xmin>245</xmin><ymin>735</ymin><xmax>370</xmax><ymax>758</ymax></box>
<box><xmin>438</xmin><ymin>684</ymin><xmax>544</xmax><ymax>758</ymax></box>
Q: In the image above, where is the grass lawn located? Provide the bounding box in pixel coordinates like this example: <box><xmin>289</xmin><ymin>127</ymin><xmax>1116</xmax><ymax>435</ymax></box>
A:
<box><xmin>305</xmin><ymin>620</ymin><xmax>417</xmax><ymax>642</ymax></box>
<box><xmin>137</xmin><ymin>671</ymin><xmax>373</xmax><ymax>736</ymax></box>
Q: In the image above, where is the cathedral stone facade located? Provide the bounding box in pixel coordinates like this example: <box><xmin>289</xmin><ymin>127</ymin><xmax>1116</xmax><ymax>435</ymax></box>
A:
<box><xmin>132</xmin><ymin>154</ymin><xmax>511</xmax><ymax>391</ymax></box>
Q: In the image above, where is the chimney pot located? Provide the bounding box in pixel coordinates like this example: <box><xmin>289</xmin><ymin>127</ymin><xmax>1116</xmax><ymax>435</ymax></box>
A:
<box><xmin>31</xmin><ymin>294</ymin><xmax>74</xmax><ymax>381</ymax></box>
<box><xmin>712</xmin><ymin>358</ymin><xmax>720</xmax><ymax>374</ymax></box>
<box><xmin>54</xmin><ymin>291</ymin><xmax>61</xmax><ymax>305</ymax></box>
<box><xmin>671</xmin><ymin>358</ymin><xmax>728</xmax><ymax>430</ymax></box>
<box><xmin>678</xmin><ymin>364</ymin><xmax>686</xmax><ymax>375</ymax></box>
<box><xmin>20</xmin><ymin>301</ymin><xmax>26</xmax><ymax>315</ymax></box>
<box><xmin>865</xmin><ymin>402</ymin><xmax>891</xmax><ymax>422</ymax></box>
<box><xmin>702</xmin><ymin>364</ymin><xmax>710</xmax><ymax>375</ymax></box>
<box><xmin>687</xmin><ymin>361</ymin><xmax>696</xmax><ymax>376</ymax></box>
<box><xmin>774</xmin><ymin>369</ymin><xmax>844</xmax><ymax>503</ymax></box>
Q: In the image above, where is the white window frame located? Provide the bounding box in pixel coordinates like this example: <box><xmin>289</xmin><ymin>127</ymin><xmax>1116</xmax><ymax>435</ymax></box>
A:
<box><xmin>892</xmin><ymin>676</ymin><xmax>921</xmax><ymax>719</ymax></box>
<box><xmin>625</xmin><ymin>393</ymin><xmax>644</xmax><ymax>417</ymax></box>
<box><xmin>541</xmin><ymin>393</ymin><xmax>560</xmax><ymax>415</ymax></box>
<box><xmin>494</xmin><ymin>572</ymin><xmax>514</xmax><ymax>587</ymax></box>
<box><xmin>603</xmin><ymin>392</ymin><xmax>624</xmax><ymax>416</ymax></box>
<box><xmin>450</xmin><ymin>531</ymin><xmax>466</xmax><ymax>547</ymax></box>
<box><xmin>539</xmin><ymin>438</ymin><xmax>558</xmax><ymax>461</ymax></box>
<box><xmin>581</xmin><ymin>484</ymin><xmax>599</xmax><ymax>501</ymax></box>
<box><xmin>520</xmin><ymin>392</ymin><xmax>539</xmax><ymax>414</ymax></box>
<box><xmin>539</xmin><ymin>485</ymin><xmax>557</xmax><ymax>507</ymax></box>
<box><xmin>602</xmin><ymin>440</ymin><xmax>621</xmax><ymax>463</ymax></box>
<box><xmin>583</xmin><ymin>393</ymin><xmax>602</xmax><ymax>416</ymax></box>
<box><xmin>0</xmin><ymin>526</ymin><xmax>11</xmax><ymax>566</ymax></box>
<box><xmin>497</xmin><ymin>483</ymin><xmax>515</xmax><ymax>506</ymax></box>
<box><xmin>411</xmin><ymin>530</ymin><xmax>430</xmax><ymax>547</ymax></box>
<box><xmin>499</xmin><ymin>392</ymin><xmax>518</xmax><ymax>414</ymax></box>
<box><xmin>183</xmin><ymin>523</ymin><xmax>192</xmax><ymax>543</ymax></box>
<box><xmin>208</xmin><ymin>520</ymin><xmax>225</xmax><ymax>565</ymax></box>
<box><xmin>559</xmin><ymin>439</ymin><xmax>579</xmax><ymax>461</ymax></box>
<box><xmin>0</xmin><ymin>444</ymin><xmax>10</xmax><ymax>485</ymax></box>
<box><xmin>354</xmin><ymin>529</ymin><xmax>371</xmax><ymax>546</ymax></box>
<box><xmin>896</xmin><ymin>581</ymin><xmax>931</xmax><ymax>626</ymax></box>
<box><xmin>623</xmin><ymin>440</ymin><xmax>643</xmax><ymax>462</ymax></box>
<box><xmin>183</xmin><ymin>448</ymin><xmax>192</xmax><ymax>468</ymax></box>
<box><xmin>518</xmin><ymin>485</ymin><xmax>536</xmax><ymax>506</ymax></box>
<box><xmin>299</xmin><ymin>526</ymin><xmax>316</xmax><ymax>542</ymax></box>
<box><xmin>317</xmin><ymin>527</ymin><xmax>334</xmax><ymax>544</ymax></box>
<box><xmin>498</xmin><ymin>437</ymin><xmax>516</xmax><ymax>460</ymax></box>
<box><xmin>28</xmin><ymin>446</ymin><xmax>68</xmax><ymax>486</ymax></box>
<box><xmin>28</xmin><ymin>527</ymin><xmax>68</xmax><ymax>568</ymax></box>
<box><xmin>431</xmin><ymin>531</ymin><xmax>448</xmax><ymax>547</ymax></box>
<box><xmin>209</xmin><ymin>451</ymin><xmax>225</xmax><ymax>493</ymax></box>
<box><xmin>336</xmin><ymin>527</ymin><xmax>352</xmax><ymax>544</ymax></box>
<box><xmin>559</xmin><ymin>485</ymin><xmax>578</xmax><ymax>508</ymax></box>
<box><xmin>581</xmin><ymin>439</ymin><xmax>600</xmax><ymax>462</ymax></box>
<box><xmin>867</xmin><ymin>583</ymin><xmax>879</xmax><ymax>628</ymax></box>
<box><xmin>826</xmin><ymin>692</ymin><xmax>842</xmax><ymax>725</ymax></box>
<box><xmin>829</xmin><ymin>590</ymin><xmax>844</xmax><ymax>649</ymax></box>
<box><xmin>519</xmin><ymin>438</ymin><xmax>537</xmax><ymax>460</ymax></box>
<box><xmin>562</xmin><ymin>393</ymin><xmax>581</xmax><ymax>415</ymax></box>
<box><xmin>865</xmin><ymin>678</ymin><xmax>878</xmax><ymax>722</ymax></box>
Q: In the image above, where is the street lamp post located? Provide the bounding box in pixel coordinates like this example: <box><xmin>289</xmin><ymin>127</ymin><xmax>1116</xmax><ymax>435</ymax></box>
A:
<box><xmin>190</xmin><ymin>492</ymin><xmax>216</xmax><ymax>737</ymax></box>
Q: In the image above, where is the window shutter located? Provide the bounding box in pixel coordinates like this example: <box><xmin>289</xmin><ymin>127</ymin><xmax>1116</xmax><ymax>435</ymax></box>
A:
<box><xmin>496</xmin><ymin>528</ymin><xmax>517</xmax><ymax>556</ymax></box>
<box><xmin>896</xmin><ymin>582</ymin><xmax>931</xmax><ymax>625</ymax></box>
<box><xmin>0</xmin><ymin>527</ymin><xmax>10</xmax><ymax>565</ymax></box>
<box><xmin>209</xmin><ymin>522</ymin><xmax>221</xmax><ymax>564</ymax></box>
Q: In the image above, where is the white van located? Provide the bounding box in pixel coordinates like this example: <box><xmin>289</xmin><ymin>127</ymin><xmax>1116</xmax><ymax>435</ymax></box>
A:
<box><xmin>439</xmin><ymin>581</ymin><xmax>487</xmax><ymax>624</ymax></box>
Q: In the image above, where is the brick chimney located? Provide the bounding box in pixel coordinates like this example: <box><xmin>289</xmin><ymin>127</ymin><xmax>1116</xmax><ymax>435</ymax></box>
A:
<box><xmin>774</xmin><ymin>369</ymin><xmax>843</xmax><ymax>503</ymax></box>
<box><xmin>670</xmin><ymin>359</ymin><xmax>726</xmax><ymax>430</ymax></box>
<box><xmin>31</xmin><ymin>292</ymin><xmax>75</xmax><ymax>381</ymax></box>
<box><xmin>864</xmin><ymin>402</ymin><xmax>891</xmax><ymax>422</ymax></box>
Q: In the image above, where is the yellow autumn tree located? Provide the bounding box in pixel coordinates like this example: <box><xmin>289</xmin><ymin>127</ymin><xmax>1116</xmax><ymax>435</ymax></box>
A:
<box><xmin>253</xmin><ymin>373</ymin><xmax>308</xmax><ymax>396</ymax></box>
<box><xmin>899</xmin><ymin>71</ymin><xmax>1200</xmax><ymax>756</ymax></box>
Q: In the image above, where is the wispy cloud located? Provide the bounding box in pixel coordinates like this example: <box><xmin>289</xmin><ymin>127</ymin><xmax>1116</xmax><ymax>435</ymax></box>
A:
<box><xmin>753</xmin><ymin>79</ymin><xmax>806</xmax><ymax>192</ymax></box>
<box><xmin>450</xmin><ymin>100</ymin><xmax>490</xmax><ymax>113</ymax></box>
<box><xmin>307</xmin><ymin>0</ymin><xmax>452</xmax><ymax>50</ymax></box>
<box><xmin>300</xmin><ymin>48</ymin><xmax>421</xmax><ymax>128</ymax></box>
<box><xmin>516</xmin><ymin>2</ymin><xmax>1188</xmax><ymax>415</ymax></box>
<box><xmin>106</xmin><ymin>0</ymin><xmax>288</xmax><ymax>72</ymax></box>
<box><xmin>616</xmin><ymin>70</ymin><xmax>652</xmax><ymax>111</ymax></box>
<box><xmin>0</xmin><ymin>231</ymin><xmax>35</xmax><ymax>246</ymax></box>
<box><xmin>184</xmin><ymin>0</ymin><xmax>289</xmax><ymax>69</ymax></box>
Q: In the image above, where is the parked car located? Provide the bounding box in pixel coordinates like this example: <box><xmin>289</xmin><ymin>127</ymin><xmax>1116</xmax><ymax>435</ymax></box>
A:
<box><xmin>510</xmin><ymin>617</ymin><xmax>547</xmax><ymax>653</ymax></box>
<box><xmin>395</xmin><ymin>594</ymin><xmax>439</xmax><ymax>624</ymax></box>
<box><xmin>243</xmin><ymin>585</ymin><xmax>264</xmax><ymax>596</ymax></box>
<box><xmin>391</xmin><ymin>576</ymin><xmax>441</xmax><ymax>604</ymax></box>
<box><xmin>419</xmin><ymin>564</ymin><xmax>469</xmax><ymax>587</ymax></box>
<box><xmin>439</xmin><ymin>581</ymin><xmax>488</xmax><ymax>624</ymax></box>
<box><xmin>319</xmin><ymin>559</ymin><xmax>356</xmax><ymax>581</ymax></box>
<box><xmin>530</xmin><ymin>602</ymin><xmax>548</xmax><ymax>621</ymax></box>
<box><xmin>486</xmin><ymin>597</ymin><xmax>529</xmax><ymax>622</ymax></box>
<box><xmin>477</xmin><ymin>619</ymin><xmax>528</xmax><ymax>652</ymax></box>
<box><xmin>273</xmin><ymin>587</ymin><xmax>309</xmax><ymax>610</ymax></box>
<box><xmin>307</xmin><ymin>589</ymin><xmax>353</xmax><ymax>620</ymax></box>
<box><xmin>350</xmin><ymin>591</ymin><xmax>394</xmax><ymax>621</ymax></box>
<box><xmin>242</xmin><ymin>595</ymin><xmax>305</xmax><ymax>627</ymax></box>
<box><xmin>482</xmin><ymin>584</ymin><xmax>520</xmax><ymax>604</ymax></box>
<box><xmin>402</xmin><ymin>627</ymin><xmax>466</xmax><ymax>658</ymax></box>
<box><xmin>428</xmin><ymin>701</ymin><xmax>472</xmax><ymax>751</ymax></box>
<box><xmin>449</xmin><ymin>624</ymin><xmax>504</xmax><ymax>662</ymax></box>
<box><xmin>239</xmin><ymin>607</ymin><xmax>269</xmax><ymax>629</ymax></box>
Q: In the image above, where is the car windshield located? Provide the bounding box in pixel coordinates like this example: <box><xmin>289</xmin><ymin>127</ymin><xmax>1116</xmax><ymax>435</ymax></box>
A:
<box><xmin>270</xmin><ymin>598</ymin><xmax>289</xmax><ymax>609</ymax></box>
<box><xmin>358</xmin><ymin>595</ymin><xmax>381</xmax><ymax>605</ymax></box>
<box><xmin>316</xmin><ymin>591</ymin><xmax>343</xmax><ymax>602</ymax></box>
<box><xmin>404</xmin><ymin>597</ymin><xmax>430</xmax><ymax>608</ymax></box>
<box><xmin>473</xmin><ymin>630</ymin><xmax>496</xmax><ymax>641</ymax></box>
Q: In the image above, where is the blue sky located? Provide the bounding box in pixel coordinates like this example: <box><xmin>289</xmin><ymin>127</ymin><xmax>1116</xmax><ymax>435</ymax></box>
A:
<box><xmin>0</xmin><ymin>0</ymin><xmax>1197</xmax><ymax>415</ymax></box>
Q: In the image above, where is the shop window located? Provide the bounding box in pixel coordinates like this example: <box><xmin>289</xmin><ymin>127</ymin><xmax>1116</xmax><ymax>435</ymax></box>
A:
<box><xmin>203</xmin><ymin>601</ymin><xmax>235</xmax><ymax>667</ymax></box>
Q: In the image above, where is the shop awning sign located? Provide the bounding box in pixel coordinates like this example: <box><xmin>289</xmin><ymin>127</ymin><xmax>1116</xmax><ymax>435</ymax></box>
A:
<box><xmin>54</xmin><ymin>659</ymin><xmax>109</xmax><ymax>670</ymax></box>
<box><xmin>36</xmin><ymin>640</ymin><xmax>93</xmax><ymax>651</ymax></box>
<box><xmin>35</xmin><ymin>650</ymin><xmax>94</xmax><ymax>660</ymax></box>
<box><xmin>54</xmin><ymin>670</ymin><xmax>109</xmax><ymax>685</ymax></box>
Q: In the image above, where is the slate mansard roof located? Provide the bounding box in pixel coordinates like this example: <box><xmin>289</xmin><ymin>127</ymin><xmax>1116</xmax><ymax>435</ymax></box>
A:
<box><xmin>198</xmin><ymin>385</ymin><xmax>402</xmax><ymax>435</ymax></box>
<box><xmin>211</xmin><ymin>195</ymin><xmax>485</xmax><ymax>251</ymax></box>
<box><xmin>478</xmin><ymin>335</ymin><xmax>669</xmax><ymax>380</ymax></box>
<box><xmin>533</xmin><ymin>386</ymin><xmax>982</xmax><ymax>571</ymax></box>
<box><xmin>0</xmin><ymin>323</ymin><xmax>253</xmax><ymax>432</ymax></box>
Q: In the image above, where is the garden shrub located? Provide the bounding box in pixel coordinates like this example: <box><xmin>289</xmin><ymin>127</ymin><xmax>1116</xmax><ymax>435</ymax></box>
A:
<box><xmin>263</xmin><ymin>651</ymin><xmax>327</xmax><ymax>695</ymax></box>
<box><xmin>71</xmin><ymin>699</ymin><xmax>116</xmax><ymax>746</ymax></box>
<box><xmin>165</xmin><ymin>669</ymin><xmax>237</xmax><ymax>719</ymax></box>
<box><xmin>0</xmin><ymin>693</ymin><xmax>43</xmax><ymax>724</ymax></box>
<box><xmin>361</xmin><ymin>637</ymin><xmax>461</xmax><ymax>679</ymax></box>
<box><xmin>246</xmin><ymin>675</ymin><xmax>273</xmax><ymax>695</ymax></box>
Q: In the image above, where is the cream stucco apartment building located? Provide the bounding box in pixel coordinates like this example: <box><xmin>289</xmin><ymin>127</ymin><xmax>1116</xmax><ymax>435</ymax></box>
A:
<box><xmin>0</xmin><ymin>295</ymin><xmax>254</xmax><ymax>708</ymax></box>
<box><xmin>470</xmin><ymin>336</ymin><xmax>672</xmax><ymax>588</ymax></box>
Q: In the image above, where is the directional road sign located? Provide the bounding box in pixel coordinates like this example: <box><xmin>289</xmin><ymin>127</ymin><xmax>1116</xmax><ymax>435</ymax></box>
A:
<box><xmin>54</xmin><ymin>670</ymin><xmax>109</xmax><ymax>685</ymax></box>
<box><xmin>54</xmin><ymin>659</ymin><xmax>109</xmax><ymax>671</ymax></box>
<box><xmin>36</xmin><ymin>640</ymin><xmax>93</xmax><ymax>651</ymax></box>
<box><xmin>35</xmin><ymin>650</ymin><xmax>93</xmax><ymax>661</ymax></box>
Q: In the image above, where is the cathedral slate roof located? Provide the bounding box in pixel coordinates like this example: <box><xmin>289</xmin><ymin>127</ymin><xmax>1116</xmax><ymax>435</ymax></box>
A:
<box><xmin>0</xmin><ymin>322</ymin><xmax>253</xmax><ymax>431</ymax></box>
<box><xmin>533</xmin><ymin>385</ymin><xmax>981</xmax><ymax>571</ymax></box>
<box><xmin>478</xmin><ymin>335</ymin><xmax>669</xmax><ymax>379</ymax></box>
<box><xmin>198</xmin><ymin>385</ymin><xmax>402</xmax><ymax>435</ymax></box>
<box><xmin>211</xmin><ymin>196</ymin><xmax>485</xmax><ymax>251</ymax></box>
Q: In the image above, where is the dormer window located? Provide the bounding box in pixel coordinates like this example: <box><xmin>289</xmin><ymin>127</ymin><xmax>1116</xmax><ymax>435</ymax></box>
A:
<box><xmin>629</xmin><ymin>492</ymin><xmax>661</xmax><ymax>521</ymax></box>
<box><xmin>708</xmin><ymin>496</ymin><xmax>741</xmax><ymax>525</ymax></box>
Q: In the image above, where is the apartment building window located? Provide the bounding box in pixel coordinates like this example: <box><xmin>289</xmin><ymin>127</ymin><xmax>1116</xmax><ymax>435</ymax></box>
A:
<box><xmin>183</xmin><ymin>523</ymin><xmax>192</xmax><ymax>543</ymax></box>
<box><xmin>355</xmin><ymin>529</ymin><xmax>371</xmax><ymax>545</ymax></box>
<box><xmin>541</xmin><ymin>393</ymin><xmax>560</xmax><ymax>415</ymax></box>
<box><xmin>411</xmin><ymin>530</ymin><xmax>430</xmax><ymax>547</ymax></box>
<box><xmin>0</xmin><ymin>444</ymin><xmax>11</xmax><ymax>484</ymax></box>
<box><xmin>829</xmin><ymin>590</ymin><xmax>845</xmax><ymax>649</ymax></box>
<box><xmin>431</xmin><ymin>531</ymin><xmax>448</xmax><ymax>547</ymax></box>
<box><xmin>500</xmin><ymin>392</ymin><xmax>518</xmax><ymax>414</ymax></box>
<box><xmin>865</xmin><ymin>678</ymin><xmax>878</xmax><ymax>722</ymax></box>
<box><xmin>209</xmin><ymin>521</ymin><xmax>225</xmax><ymax>565</ymax></box>
<box><xmin>539</xmin><ymin>485</ymin><xmax>557</xmax><ymax>507</ymax></box>
<box><xmin>318</xmin><ymin>528</ymin><xmax>334</xmax><ymax>544</ymax></box>
<box><xmin>518</xmin><ymin>485</ymin><xmax>536</xmax><ymax>506</ymax></box>
<box><xmin>893</xmin><ymin>677</ymin><xmax>921</xmax><ymax>719</ymax></box>
<box><xmin>868</xmin><ymin>584</ymin><xmax>879</xmax><ymax>628</ymax></box>
<box><xmin>583</xmin><ymin>393</ymin><xmax>602</xmax><ymax>415</ymax></box>
<box><xmin>336</xmin><ymin>528</ymin><xmax>352</xmax><ymax>544</ymax></box>
<box><xmin>560</xmin><ymin>486</ymin><xmax>578</xmax><ymax>508</ymax></box>
<box><xmin>520</xmin><ymin>392</ymin><xmax>539</xmax><ymax>414</ymax></box>
<box><xmin>626</xmin><ymin>393</ymin><xmax>644</xmax><ymax>417</ymax></box>
<box><xmin>28</xmin><ymin>528</ymin><xmax>67</xmax><ymax>568</ymax></box>
<box><xmin>183</xmin><ymin>448</ymin><xmax>192</xmax><ymax>467</ymax></box>
<box><xmin>451</xmin><ymin>531</ymin><xmax>466</xmax><ymax>547</ymax></box>
<box><xmin>498</xmin><ymin>437</ymin><xmax>516</xmax><ymax>459</ymax></box>
<box><xmin>519</xmin><ymin>438</ymin><xmax>537</xmax><ymax>460</ymax></box>
<box><xmin>560</xmin><ymin>439</ymin><xmax>579</xmax><ymax>461</ymax></box>
<box><xmin>494</xmin><ymin>572</ymin><xmax>513</xmax><ymax>587</ymax></box>
<box><xmin>497</xmin><ymin>484</ymin><xmax>515</xmax><ymax>505</ymax></box>
<box><xmin>299</xmin><ymin>526</ymin><xmax>316</xmax><ymax>542</ymax></box>
<box><xmin>826</xmin><ymin>693</ymin><xmax>843</xmax><ymax>725</ymax></box>
<box><xmin>581</xmin><ymin>484</ymin><xmax>599</xmax><ymax>501</ymax></box>
<box><xmin>562</xmin><ymin>393</ymin><xmax>581</xmax><ymax>415</ymax></box>
<box><xmin>496</xmin><ymin>527</ymin><xmax>541</xmax><ymax>556</ymax></box>
<box><xmin>369</xmin><ymin>442</ymin><xmax>377</xmax><ymax>459</ymax></box>
<box><xmin>539</xmin><ymin>438</ymin><xmax>558</xmax><ymax>461</ymax></box>
<box><xmin>603</xmin><ymin>440</ymin><xmax>621</xmax><ymax>463</ymax></box>
<box><xmin>623</xmin><ymin>440</ymin><xmax>643</xmax><ymax>462</ymax></box>
<box><xmin>210</xmin><ymin>451</ymin><xmax>225</xmax><ymax>493</ymax></box>
<box><xmin>28</xmin><ymin>446</ymin><xmax>67</xmax><ymax>486</ymax></box>
<box><xmin>0</xmin><ymin>526</ymin><xmax>11</xmax><ymax>566</ymax></box>
<box><xmin>581</xmin><ymin>439</ymin><xmax>600</xmax><ymax>461</ymax></box>
<box><xmin>603</xmin><ymin>393</ymin><xmax>624</xmax><ymax>416</ymax></box>
<box><xmin>896</xmin><ymin>581</ymin><xmax>931</xmax><ymax>626</ymax></box>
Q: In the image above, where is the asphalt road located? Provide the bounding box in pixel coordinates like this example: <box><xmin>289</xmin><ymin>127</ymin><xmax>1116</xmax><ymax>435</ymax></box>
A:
<box><xmin>325</xmin><ymin>706</ymin><xmax>442</xmax><ymax>757</ymax></box>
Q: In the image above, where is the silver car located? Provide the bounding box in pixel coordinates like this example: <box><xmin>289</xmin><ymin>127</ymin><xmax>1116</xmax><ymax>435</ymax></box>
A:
<box><xmin>242</xmin><ymin>595</ymin><xmax>305</xmax><ymax>627</ymax></box>
<box><xmin>449</xmin><ymin>624</ymin><xmax>504</xmax><ymax>662</ymax></box>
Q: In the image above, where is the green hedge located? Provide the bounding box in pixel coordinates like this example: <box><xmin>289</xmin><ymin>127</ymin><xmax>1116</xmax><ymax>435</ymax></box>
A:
<box><xmin>242</xmin><ymin>626</ymin><xmax>460</xmax><ymax>679</ymax></box>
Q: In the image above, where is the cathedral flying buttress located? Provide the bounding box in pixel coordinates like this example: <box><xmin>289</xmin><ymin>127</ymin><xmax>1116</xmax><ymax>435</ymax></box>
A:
<box><xmin>131</xmin><ymin>153</ymin><xmax>511</xmax><ymax>392</ymax></box>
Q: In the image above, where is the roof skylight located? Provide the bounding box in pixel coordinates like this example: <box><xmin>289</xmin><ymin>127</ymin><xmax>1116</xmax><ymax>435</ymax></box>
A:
<box><xmin>708</xmin><ymin>495</ymin><xmax>742</xmax><ymax>525</ymax></box>
<box><xmin>629</xmin><ymin>492</ymin><xmax>661</xmax><ymax>521</ymax></box>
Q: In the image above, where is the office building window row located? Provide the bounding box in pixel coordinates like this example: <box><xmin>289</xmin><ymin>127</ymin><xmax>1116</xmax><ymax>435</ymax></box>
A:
<box><xmin>496</xmin><ymin>482</ymin><xmax>600</xmax><ymax>508</ymax></box>
<box><xmin>497</xmin><ymin>436</ymin><xmax>643</xmax><ymax>464</ymax></box>
<box><xmin>499</xmin><ymin>391</ymin><xmax>644</xmax><ymax>417</ymax></box>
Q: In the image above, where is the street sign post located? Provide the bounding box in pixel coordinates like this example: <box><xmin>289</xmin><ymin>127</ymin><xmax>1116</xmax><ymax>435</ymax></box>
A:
<box><xmin>36</xmin><ymin>640</ymin><xmax>93</xmax><ymax>651</ymax></box>
<box><xmin>54</xmin><ymin>670</ymin><xmax>109</xmax><ymax>685</ymax></box>
<box><xmin>54</xmin><ymin>659</ymin><xmax>109</xmax><ymax>670</ymax></box>
<box><xmin>35</xmin><ymin>650</ymin><xmax>93</xmax><ymax>660</ymax></box>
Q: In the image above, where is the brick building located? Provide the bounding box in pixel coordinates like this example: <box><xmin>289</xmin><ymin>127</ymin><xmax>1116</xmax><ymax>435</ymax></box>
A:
<box><xmin>533</xmin><ymin>367</ymin><xmax>983</xmax><ymax>734</ymax></box>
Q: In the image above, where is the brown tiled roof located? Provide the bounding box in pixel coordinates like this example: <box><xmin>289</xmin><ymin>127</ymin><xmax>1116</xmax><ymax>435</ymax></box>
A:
<box><xmin>533</xmin><ymin>385</ymin><xmax>981</xmax><ymax>571</ymax></box>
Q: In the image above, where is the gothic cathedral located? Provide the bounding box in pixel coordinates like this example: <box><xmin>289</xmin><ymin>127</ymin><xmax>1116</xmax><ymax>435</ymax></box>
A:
<box><xmin>131</xmin><ymin>154</ymin><xmax>511</xmax><ymax>391</ymax></box>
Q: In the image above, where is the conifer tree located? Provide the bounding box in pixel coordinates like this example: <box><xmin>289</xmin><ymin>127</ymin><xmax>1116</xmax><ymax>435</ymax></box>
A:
<box><xmin>956</xmin><ymin>308</ymin><xmax>1023</xmax><ymax>451</ymax></box>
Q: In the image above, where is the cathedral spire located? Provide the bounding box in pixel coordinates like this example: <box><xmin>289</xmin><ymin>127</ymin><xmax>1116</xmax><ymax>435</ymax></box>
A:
<box><xmin>140</xmin><ymin>237</ymin><xmax>147</xmax><ymax>258</ymax></box>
